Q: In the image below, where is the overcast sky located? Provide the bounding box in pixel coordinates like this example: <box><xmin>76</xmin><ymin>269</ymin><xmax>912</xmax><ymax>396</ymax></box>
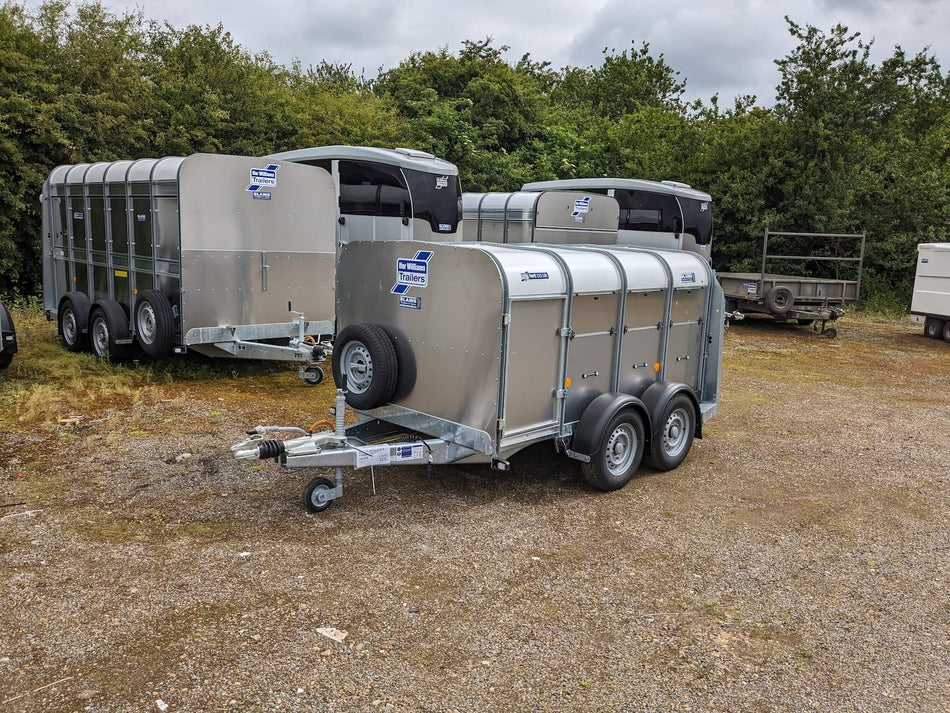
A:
<box><xmin>30</xmin><ymin>0</ymin><xmax>950</xmax><ymax>105</ymax></box>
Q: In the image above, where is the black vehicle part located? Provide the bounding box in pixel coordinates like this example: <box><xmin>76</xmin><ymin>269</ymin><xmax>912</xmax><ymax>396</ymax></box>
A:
<box><xmin>89</xmin><ymin>300</ymin><xmax>133</xmax><ymax>361</ymax></box>
<box><xmin>332</xmin><ymin>323</ymin><xmax>399</xmax><ymax>410</ymax></box>
<box><xmin>765</xmin><ymin>285</ymin><xmax>795</xmax><ymax>316</ymax></box>
<box><xmin>645</xmin><ymin>392</ymin><xmax>697</xmax><ymax>471</ymax></box>
<box><xmin>924</xmin><ymin>317</ymin><xmax>944</xmax><ymax>339</ymax></box>
<box><xmin>383</xmin><ymin>324</ymin><xmax>417</xmax><ymax>401</ymax></box>
<box><xmin>303</xmin><ymin>477</ymin><xmax>336</xmax><ymax>513</ymax></box>
<box><xmin>58</xmin><ymin>292</ymin><xmax>92</xmax><ymax>352</ymax></box>
<box><xmin>580</xmin><ymin>408</ymin><xmax>646</xmax><ymax>491</ymax></box>
<box><xmin>573</xmin><ymin>393</ymin><xmax>650</xmax><ymax>491</ymax></box>
<box><xmin>134</xmin><ymin>290</ymin><xmax>175</xmax><ymax>356</ymax></box>
<box><xmin>0</xmin><ymin>301</ymin><xmax>17</xmax><ymax>368</ymax></box>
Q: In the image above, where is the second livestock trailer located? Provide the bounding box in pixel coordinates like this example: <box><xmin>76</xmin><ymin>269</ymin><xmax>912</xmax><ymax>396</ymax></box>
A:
<box><xmin>42</xmin><ymin>153</ymin><xmax>338</xmax><ymax>377</ymax></box>
<box><xmin>233</xmin><ymin>240</ymin><xmax>725</xmax><ymax>512</ymax></box>
<box><xmin>911</xmin><ymin>242</ymin><xmax>950</xmax><ymax>342</ymax></box>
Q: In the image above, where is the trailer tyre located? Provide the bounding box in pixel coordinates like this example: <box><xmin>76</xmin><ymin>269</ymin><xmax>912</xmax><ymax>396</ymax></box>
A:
<box><xmin>924</xmin><ymin>317</ymin><xmax>944</xmax><ymax>339</ymax></box>
<box><xmin>332</xmin><ymin>323</ymin><xmax>398</xmax><ymax>409</ymax></box>
<box><xmin>0</xmin><ymin>301</ymin><xmax>15</xmax><ymax>368</ymax></box>
<box><xmin>646</xmin><ymin>393</ymin><xmax>695</xmax><ymax>472</ymax></box>
<box><xmin>89</xmin><ymin>301</ymin><xmax>133</xmax><ymax>361</ymax></box>
<box><xmin>135</xmin><ymin>290</ymin><xmax>174</xmax><ymax>356</ymax></box>
<box><xmin>581</xmin><ymin>408</ymin><xmax>645</xmax><ymax>492</ymax></box>
<box><xmin>765</xmin><ymin>286</ymin><xmax>794</xmax><ymax>316</ymax></box>
<box><xmin>303</xmin><ymin>477</ymin><xmax>335</xmax><ymax>513</ymax></box>
<box><xmin>943</xmin><ymin>321</ymin><xmax>950</xmax><ymax>344</ymax></box>
<box><xmin>58</xmin><ymin>292</ymin><xmax>91</xmax><ymax>352</ymax></box>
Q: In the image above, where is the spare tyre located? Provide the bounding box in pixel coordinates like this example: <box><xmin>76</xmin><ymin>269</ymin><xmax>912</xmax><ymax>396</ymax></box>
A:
<box><xmin>332</xmin><ymin>323</ymin><xmax>399</xmax><ymax>410</ymax></box>
<box><xmin>764</xmin><ymin>285</ymin><xmax>794</xmax><ymax>316</ymax></box>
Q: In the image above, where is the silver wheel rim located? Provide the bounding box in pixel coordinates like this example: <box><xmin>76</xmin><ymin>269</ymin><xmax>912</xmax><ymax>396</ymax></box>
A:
<box><xmin>340</xmin><ymin>340</ymin><xmax>373</xmax><ymax>394</ymax></box>
<box><xmin>663</xmin><ymin>407</ymin><xmax>691</xmax><ymax>458</ymax></box>
<box><xmin>137</xmin><ymin>302</ymin><xmax>156</xmax><ymax>344</ymax></box>
<box><xmin>310</xmin><ymin>484</ymin><xmax>331</xmax><ymax>508</ymax></box>
<box><xmin>92</xmin><ymin>317</ymin><xmax>109</xmax><ymax>356</ymax></box>
<box><xmin>62</xmin><ymin>309</ymin><xmax>78</xmax><ymax>345</ymax></box>
<box><xmin>606</xmin><ymin>422</ymin><xmax>638</xmax><ymax>475</ymax></box>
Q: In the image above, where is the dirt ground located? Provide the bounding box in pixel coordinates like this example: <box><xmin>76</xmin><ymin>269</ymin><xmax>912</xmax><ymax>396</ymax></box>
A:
<box><xmin>1</xmin><ymin>313</ymin><xmax>948</xmax><ymax>712</ymax></box>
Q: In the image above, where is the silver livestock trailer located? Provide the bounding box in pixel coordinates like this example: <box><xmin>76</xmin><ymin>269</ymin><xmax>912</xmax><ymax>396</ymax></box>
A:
<box><xmin>717</xmin><ymin>230</ymin><xmax>866</xmax><ymax>338</ymax></box>
<box><xmin>521</xmin><ymin>178</ymin><xmax>714</xmax><ymax>260</ymax></box>
<box><xmin>232</xmin><ymin>240</ymin><xmax>725</xmax><ymax>512</ymax></box>
<box><xmin>912</xmin><ymin>242</ymin><xmax>950</xmax><ymax>342</ymax></box>
<box><xmin>41</xmin><ymin>153</ymin><xmax>338</xmax><ymax>377</ymax></box>
<box><xmin>267</xmin><ymin>145</ymin><xmax>462</xmax><ymax>242</ymax></box>
<box><xmin>462</xmin><ymin>191</ymin><xmax>619</xmax><ymax>244</ymax></box>
<box><xmin>0</xmin><ymin>301</ymin><xmax>17</xmax><ymax>368</ymax></box>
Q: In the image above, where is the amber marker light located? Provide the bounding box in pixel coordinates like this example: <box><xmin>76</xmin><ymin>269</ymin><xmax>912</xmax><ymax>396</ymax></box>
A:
<box><xmin>565</xmin><ymin>377</ymin><xmax>572</xmax><ymax>389</ymax></box>
<box><xmin>654</xmin><ymin>363</ymin><xmax>661</xmax><ymax>372</ymax></box>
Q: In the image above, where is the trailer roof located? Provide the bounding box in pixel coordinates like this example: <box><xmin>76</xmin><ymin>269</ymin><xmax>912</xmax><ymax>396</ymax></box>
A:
<box><xmin>522</xmin><ymin>177</ymin><xmax>711</xmax><ymax>202</ymax></box>
<box><xmin>918</xmin><ymin>243</ymin><xmax>950</xmax><ymax>252</ymax></box>
<box><xmin>268</xmin><ymin>145</ymin><xmax>459</xmax><ymax>175</ymax></box>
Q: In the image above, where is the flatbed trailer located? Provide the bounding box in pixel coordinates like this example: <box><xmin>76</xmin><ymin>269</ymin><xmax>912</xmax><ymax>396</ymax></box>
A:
<box><xmin>718</xmin><ymin>230</ymin><xmax>865</xmax><ymax>338</ymax></box>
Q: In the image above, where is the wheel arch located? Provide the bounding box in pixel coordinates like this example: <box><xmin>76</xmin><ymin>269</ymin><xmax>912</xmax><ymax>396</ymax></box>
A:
<box><xmin>572</xmin><ymin>392</ymin><xmax>651</xmax><ymax>458</ymax></box>
<box><xmin>640</xmin><ymin>381</ymin><xmax>703</xmax><ymax>441</ymax></box>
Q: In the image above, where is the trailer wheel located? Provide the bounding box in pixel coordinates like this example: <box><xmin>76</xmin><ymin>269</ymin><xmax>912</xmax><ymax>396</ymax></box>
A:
<box><xmin>134</xmin><ymin>290</ymin><xmax>174</xmax><ymax>356</ymax></box>
<box><xmin>0</xmin><ymin>301</ymin><xmax>15</xmax><ymax>368</ymax></box>
<box><xmin>89</xmin><ymin>301</ymin><xmax>133</xmax><ymax>361</ymax></box>
<box><xmin>943</xmin><ymin>321</ymin><xmax>950</xmax><ymax>344</ymax></box>
<box><xmin>581</xmin><ymin>408</ymin><xmax>645</xmax><ymax>491</ymax></box>
<box><xmin>303</xmin><ymin>365</ymin><xmax>325</xmax><ymax>385</ymax></box>
<box><xmin>58</xmin><ymin>293</ymin><xmax>91</xmax><ymax>352</ymax></box>
<box><xmin>924</xmin><ymin>317</ymin><xmax>944</xmax><ymax>339</ymax></box>
<box><xmin>332</xmin><ymin>323</ymin><xmax>398</xmax><ymax>409</ymax></box>
<box><xmin>646</xmin><ymin>394</ymin><xmax>695</xmax><ymax>472</ymax></box>
<box><xmin>823</xmin><ymin>328</ymin><xmax>838</xmax><ymax>339</ymax></box>
<box><xmin>765</xmin><ymin>286</ymin><xmax>794</xmax><ymax>316</ymax></box>
<box><xmin>303</xmin><ymin>477</ymin><xmax>335</xmax><ymax>513</ymax></box>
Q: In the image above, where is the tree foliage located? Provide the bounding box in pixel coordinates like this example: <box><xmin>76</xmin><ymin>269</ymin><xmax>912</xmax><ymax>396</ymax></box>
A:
<box><xmin>0</xmin><ymin>3</ymin><xmax>948</xmax><ymax>309</ymax></box>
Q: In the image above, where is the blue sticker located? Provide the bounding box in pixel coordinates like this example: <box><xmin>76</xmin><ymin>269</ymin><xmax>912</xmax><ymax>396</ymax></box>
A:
<box><xmin>392</xmin><ymin>250</ymin><xmax>434</xmax><ymax>294</ymax></box>
<box><xmin>681</xmin><ymin>272</ymin><xmax>696</xmax><ymax>284</ymax></box>
<box><xmin>521</xmin><ymin>271</ymin><xmax>549</xmax><ymax>281</ymax></box>
<box><xmin>571</xmin><ymin>196</ymin><xmax>591</xmax><ymax>218</ymax></box>
<box><xmin>247</xmin><ymin>164</ymin><xmax>280</xmax><ymax>191</ymax></box>
<box><xmin>399</xmin><ymin>295</ymin><xmax>422</xmax><ymax>309</ymax></box>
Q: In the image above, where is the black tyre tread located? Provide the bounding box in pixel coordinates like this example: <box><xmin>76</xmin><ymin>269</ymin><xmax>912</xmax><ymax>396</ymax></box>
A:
<box><xmin>645</xmin><ymin>393</ymin><xmax>696</xmax><ymax>472</ymax></box>
<box><xmin>303</xmin><ymin>477</ymin><xmax>335</xmax><ymax>513</ymax></box>
<box><xmin>332</xmin><ymin>323</ymin><xmax>399</xmax><ymax>410</ymax></box>
<box><xmin>765</xmin><ymin>286</ymin><xmax>794</xmax><ymax>316</ymax></box>
<box><xmin>581</xmin><ymin>408</ymin><xmax>645</xmax><ymax>492</ymax></box>
<box><xmin>924</xmin><ymin>317</ymin><xmax>943</xmax><ymax>339</ymax></box>
<box><xmin>90</xmin><ymin>301</ymin><xmax>133</xmax><ymax>361</ymax></box>
<box><xmin>135</xmin><ymin>290</ymin><xmax>175</xmax><ymax>356</ymax></box>
<box><xmin>59</xmin><ymin>293</ymin><xmax>91</xmax><ymax>352</ymax></box>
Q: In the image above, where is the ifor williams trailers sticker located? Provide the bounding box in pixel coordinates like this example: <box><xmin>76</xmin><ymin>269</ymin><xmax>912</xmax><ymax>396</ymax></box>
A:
<box><xmin>246</xmin><ymin>163</ymin><xmax>280</xmax><ymax>200</ymax></box>
<box><xmin>392</xmin><ymin>250</ymin><xmax>434</xmax><ymax>306</ymax></box>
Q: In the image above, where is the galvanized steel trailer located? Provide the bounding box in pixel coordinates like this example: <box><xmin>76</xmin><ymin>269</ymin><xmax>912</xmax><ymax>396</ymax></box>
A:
<box><xmin>41</xmin><ymin>153</ymin><xmax>337</xmax><ymax>374</ymax></box>
<box><xmin>717</xmin><ymin>230</ymin><xmax>866</xmax><ymax>338</ymax></box>
<box><xmin>462</xmin><ymin>191</ymin><xmax>620</xmax><ymax>244</ymax></box>
<box><xmin>233</xmin><ymin>240</ymin><xmax>725</xmax><ymax>512</ymax></box>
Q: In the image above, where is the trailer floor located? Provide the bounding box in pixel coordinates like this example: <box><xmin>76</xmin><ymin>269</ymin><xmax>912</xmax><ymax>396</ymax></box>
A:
<box><xmin>1</xmin><ymin>312</ymin><xmax>948</xmax><ymax>713</ymax></box>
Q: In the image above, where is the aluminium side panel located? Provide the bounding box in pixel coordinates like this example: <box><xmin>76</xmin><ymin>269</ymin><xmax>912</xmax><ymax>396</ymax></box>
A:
<box><xmin>911</xmin><ymin>243</ymin><xmax>950</xmax><ymax>318</ymax></box>
<box><xmin>177</xmin><ymin>154</ymin><xmax>337</xmax><ymax>337</ymax></box>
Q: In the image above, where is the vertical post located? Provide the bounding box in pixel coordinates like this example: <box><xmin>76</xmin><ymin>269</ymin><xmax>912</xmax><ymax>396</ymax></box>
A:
<box><xmin>760</xmin><ymin>228</ymin><xmax>770</xmax><ymax>287</ymax></box>
<box><xmin>856</xmin><ymin>232</ymin><xmax>867</xmax><ymax>301</ymax></box>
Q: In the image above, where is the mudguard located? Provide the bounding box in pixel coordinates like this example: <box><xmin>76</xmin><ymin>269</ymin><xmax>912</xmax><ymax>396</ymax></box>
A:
<box><xmin>640</xmin><ymin>381</ymin><xmax>703</xmax><ymax>440</ymax></box>
<box><xmin>572</xmin><ymin>392</ymin><xmax>651</xmax><ymax>458</ymax></box>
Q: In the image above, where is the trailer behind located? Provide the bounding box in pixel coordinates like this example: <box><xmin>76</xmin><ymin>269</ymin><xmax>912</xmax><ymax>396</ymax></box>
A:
<box><xmin>0</xmin><ymin>301</ymin><xmax>16</xmax><ymax>368</ymax></box>
<box><xmin>42</xmin><ymin>153</ymin><xmax>338</xmax><ymax>378</ymax></box>
<box><xmin>911</xmin><ymin>243</ymin><xmax>950</xmax><ymax>342</ymax></box>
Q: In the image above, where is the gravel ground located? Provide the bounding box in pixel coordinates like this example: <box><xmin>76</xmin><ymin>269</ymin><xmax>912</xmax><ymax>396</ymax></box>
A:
<box><xmin>1</xmin><ymin>316</ymin><xmax>948</xmax><ymax>712</ymax></box>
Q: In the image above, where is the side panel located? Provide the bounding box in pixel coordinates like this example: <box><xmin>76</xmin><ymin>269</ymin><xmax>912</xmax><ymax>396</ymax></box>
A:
<box><xmin>503</xmin><ymin>299</ymin><xmax>564</xmax><ymax>434</ymax></box>
<box><xmin>911</xmin><ymin>245</ymin><xmax>950</xmax><ymax>316</ymax></box>
<box><xmin>664</xmin><ymin>286</ymin><xmax>708</xmax><ymax>389</ymax></box>
<box><xmin>178</xmin><ymin>155</ymin><xmax>338</xmax><ymax>331</ymax></box>
<box><xmin>618</xmin><ymin>291</ymin><xmax>665</xmax><ymax>393</ymax></box>
<box><xmin>563</xmin><ymin>293</ymin><xmax>620</xmax><ymax>423</ymax></box>
<box><xmin>337</xmin><ymin>242</ymin><xmax>505</xmax><ymax>439</ymax></box>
